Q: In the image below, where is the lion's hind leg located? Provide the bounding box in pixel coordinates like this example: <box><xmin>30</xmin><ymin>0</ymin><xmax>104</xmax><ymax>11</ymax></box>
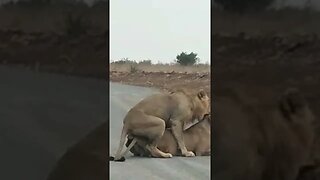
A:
<box><xmin>130</xmin><ymin>115</ymin><xmax>172</xmax><ymax>158</ymax></box>
<box><xmin>126</xmin><ymin>135</ymin><xmax>150</xmax><ymax>157</ymax></box>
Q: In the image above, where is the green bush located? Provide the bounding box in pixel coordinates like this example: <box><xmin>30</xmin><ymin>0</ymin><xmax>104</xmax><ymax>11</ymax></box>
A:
<box><xmin>176</xmin><ymin>52</ymin><xmax>199</xmax><ymax>66</ymax></box>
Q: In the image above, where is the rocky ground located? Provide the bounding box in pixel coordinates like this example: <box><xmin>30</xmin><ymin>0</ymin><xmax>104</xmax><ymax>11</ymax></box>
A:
<box><xmin>110</xmin><ymin>70</ymin><xmax>211</xmax><ymax>96</ymax></box>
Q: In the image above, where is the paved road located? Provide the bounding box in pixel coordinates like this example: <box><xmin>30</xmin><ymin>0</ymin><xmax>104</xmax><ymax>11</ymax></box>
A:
<box><xmin>0</xmin><ymin>66</ymin><xmax>108</xmax><ymax>180</ymax></box>
<box><xmin>109</xmin><ymin>83</ymin><xmax>210</xmax><ymax>180</ymax></box>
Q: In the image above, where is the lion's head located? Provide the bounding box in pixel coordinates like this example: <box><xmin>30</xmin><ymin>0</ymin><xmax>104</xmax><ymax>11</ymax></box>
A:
<box><xmin>192</xmin><ymin>89</ymin><xmax>210</xmax><ymax>120</ymax></box>
<box><xmin>173</xmin><ymin>88</ymin><xmax>210</xmax><ymax>120</ymax></box>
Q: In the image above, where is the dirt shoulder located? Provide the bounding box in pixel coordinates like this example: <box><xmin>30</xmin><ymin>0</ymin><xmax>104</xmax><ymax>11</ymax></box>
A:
<box><xmin>110</xmin><ymin>70</ymin><xmax>211</xmax><ymax>96</ymax></box>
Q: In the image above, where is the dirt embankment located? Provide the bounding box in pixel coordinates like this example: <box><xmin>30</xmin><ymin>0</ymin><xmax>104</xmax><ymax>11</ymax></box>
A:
<box><xmin>110</xmin><ymin>70</ymin><xmax>211</xmax><ymax>96</ymax></box>
<box><xmin>0</xmin><ymin>29</ymin><xmax>107</xmax><ymax>78</ymax></box>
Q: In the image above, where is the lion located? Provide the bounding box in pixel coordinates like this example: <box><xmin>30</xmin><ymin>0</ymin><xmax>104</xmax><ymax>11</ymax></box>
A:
<box><xmin>109</xmin><ymin>88</ymin><xmax>210</xmax><ymax>161</ymax></box>
<box><xmin>126</xmin><ymin>113</ymin><xmax>211</xmax><ymax>157</ymax></box>
<box><xmin>212</xmin><ymin>88</ymin><xmax>315</xmax><ymax>180</ymax></box>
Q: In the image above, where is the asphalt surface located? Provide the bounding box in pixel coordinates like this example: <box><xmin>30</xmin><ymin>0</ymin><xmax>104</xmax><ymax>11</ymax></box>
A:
<box><xmin>109</xmin><ymin>83</ymin><xmax>210</xmax><ymax>180</ymax></box>
<box><xmin>0</xmin><ymin>66</ymin><xmax>107</xmax><ymax>180</ymax></box>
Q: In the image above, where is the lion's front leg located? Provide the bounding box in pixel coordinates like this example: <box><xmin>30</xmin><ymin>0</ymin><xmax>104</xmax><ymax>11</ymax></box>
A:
<box><xmin>171</xmin><ymin>120</ymin><xmax>195</xmax><ymax>157</ymax></box>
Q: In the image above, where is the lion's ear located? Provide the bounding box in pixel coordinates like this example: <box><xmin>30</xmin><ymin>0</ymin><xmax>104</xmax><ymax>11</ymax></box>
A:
<box><xmin>197</xmin><ymin>89</ymin><xmax>207</xmax><ymax>99</ymax></box>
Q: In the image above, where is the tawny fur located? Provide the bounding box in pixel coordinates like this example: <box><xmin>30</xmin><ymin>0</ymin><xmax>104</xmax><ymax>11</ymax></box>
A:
<box><xmin>126</xmin><ymin>113</ymin><xmax>211</xmax><ymax>157</ymax></box>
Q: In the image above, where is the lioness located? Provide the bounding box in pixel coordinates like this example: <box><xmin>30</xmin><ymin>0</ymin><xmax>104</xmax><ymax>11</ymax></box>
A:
<box><xmin>110</xmin><ymin>88</ymin><xmax>210</xmax><ymax>161</ymax></box>
<box><xmin>126</xmin><ymin>113</ymin><xmax>211</xmax><ymax>157</ymax></box>
<box><xmin>212</xmin><ymin>88</ymin><xmax>315</xmax><ymax>180</ymax></box>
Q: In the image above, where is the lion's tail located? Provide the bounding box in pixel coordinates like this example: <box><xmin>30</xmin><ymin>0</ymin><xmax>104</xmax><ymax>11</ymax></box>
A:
<box><xmin>109</xmin><ymin>125</ymin><xmax>129</xmax><ymax>162</ymax></box>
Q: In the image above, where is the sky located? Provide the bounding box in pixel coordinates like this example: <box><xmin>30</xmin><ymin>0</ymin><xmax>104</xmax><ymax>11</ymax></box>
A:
<box><xmin>110</xmin><ymin>0</ymin><xmax>210</xmax><ymax>64</ymax></box>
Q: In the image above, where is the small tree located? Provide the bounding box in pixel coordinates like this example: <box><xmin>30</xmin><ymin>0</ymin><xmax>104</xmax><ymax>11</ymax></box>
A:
<box><xmin>176</xmin><ymin>52</ymin><xmax>199</xmax><ymax>66</ymax></box>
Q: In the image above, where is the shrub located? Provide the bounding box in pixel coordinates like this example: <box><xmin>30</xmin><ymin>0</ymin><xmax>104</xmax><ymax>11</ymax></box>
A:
<box><xmin>129</xmin><ymin>65</ymin><xmax>139</xmax><ymax>73</ymax></box>
<box><xmin>176</xmin><ymin>52</ymin><xmax>199</xmax><ymax>66</ymax></box>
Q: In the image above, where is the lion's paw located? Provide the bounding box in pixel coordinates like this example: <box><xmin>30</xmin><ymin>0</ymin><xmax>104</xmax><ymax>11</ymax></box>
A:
<box><xmin>164</xmin><ymin>153</ymin><xmax>173</xmax><ymax>158</ymax></box>
<box><xmin>183</xmin><ymin>151</ymin><xmax>195</xmax><ymax>157</ymax></box>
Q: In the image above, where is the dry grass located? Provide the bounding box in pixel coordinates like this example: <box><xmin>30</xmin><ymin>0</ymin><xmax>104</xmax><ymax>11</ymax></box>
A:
<box><xmin>110</xmin><ymin>63</ymin><xmax>210</xmax><ymax>73</ymax></box>
<box><xmin>213</xmin><ymin>7</ymin><xmax>320</xmax><ymax>36</ymax></box>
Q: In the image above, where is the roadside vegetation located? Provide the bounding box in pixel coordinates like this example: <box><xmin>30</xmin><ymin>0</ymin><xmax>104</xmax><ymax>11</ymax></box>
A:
<box><xmin>110</xmin><ymin>52</ymin><xmax>210</xmax><ymax>73</ymax></box>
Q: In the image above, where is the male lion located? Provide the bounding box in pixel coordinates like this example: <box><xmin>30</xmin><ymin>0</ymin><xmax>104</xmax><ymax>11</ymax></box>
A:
<box><xmin>126</xmin><ymin>113</ymin><xmax>211</xmax><ymax>157</ymax></box>
<box><xmin>110</xmin><ymin>88</ymin><xmax>210</xmax><ymax>161</ymax></box>
<box><xmin>212</xmin><ymin>88</ymin><xmax>315</xmax><ymax>180</ymax></box>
